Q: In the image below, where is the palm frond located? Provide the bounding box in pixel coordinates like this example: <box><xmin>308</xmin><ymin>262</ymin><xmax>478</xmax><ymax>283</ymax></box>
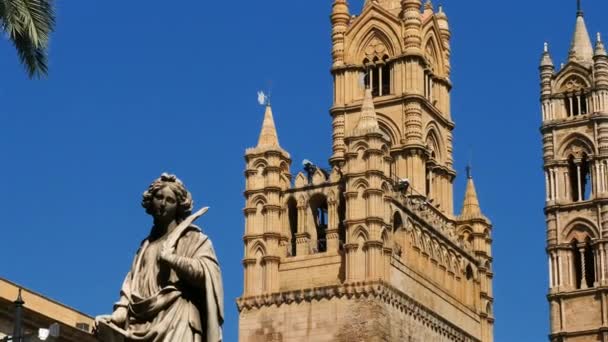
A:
<box><xmin>1</xmin><ymin>0</ymin><xmax>54</xmax><ymax>77</ymax></box>
<box><xmin>11</xmin><ymin>30</ymin><xmax>48</xmax><ymax>77</ymax></box>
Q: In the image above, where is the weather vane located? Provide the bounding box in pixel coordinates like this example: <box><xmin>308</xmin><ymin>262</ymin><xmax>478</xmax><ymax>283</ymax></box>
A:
<box><xmin>257</xmin><ymin>80</ymin><xmax>273</xmax><ymax>106</ymax></box>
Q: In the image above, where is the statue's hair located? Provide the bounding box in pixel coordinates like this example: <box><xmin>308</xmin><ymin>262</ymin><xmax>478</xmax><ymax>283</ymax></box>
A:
<box><xmin>142</xmin><ymin>173</ymin><xmax>193</xmax><ymax>222</ymax></box>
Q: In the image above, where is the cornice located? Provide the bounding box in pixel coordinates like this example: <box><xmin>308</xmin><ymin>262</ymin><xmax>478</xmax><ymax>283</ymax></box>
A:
<box><xmin>330</xmin><ymin>94</ymin><xmax>455</xmax><ymax>130</ymax></box>
<box><xmin>540</xmin><ymin>112</ymin><xmax>608</xmax><ymax>132</ymax></box>
<box><xmin>544</xmin><ymin>197</ymin><xmax>608</xmax><ymax>213</ymax></box>
<box><xmin>236</xmin><ymin>280</ymin><xmax>479</xmax><ymax>342</ymax></box>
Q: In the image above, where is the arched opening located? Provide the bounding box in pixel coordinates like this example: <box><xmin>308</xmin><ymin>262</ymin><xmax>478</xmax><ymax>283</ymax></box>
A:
<box><xmin>564</xmin><ymin>93</ymin><xmax>588</xmax><ymax>117</ymax></box>
<box><xmin>310</xmin><ymin>194</ymin><xmax>329</xmax><ymax>253</ymax></box>
<box><xmin>572</xmin><ymin>239</ymin><xmax>583</xmax><ymax>289</ymax></box>
<box><xmin>381</xmin><ymin>55</ymin><xmax>391</xmax><ymax>95</ymax></box>
<box><xmin>393</xmin><ymin>212</ymin><xmax>403</xmax><ymax>232</ymax></box>
<box><xmin>584</xmin><ymin>237</ymin><xmax>596</xmax><ymax>288</ymax></box>
<box><xmin>581</xmin><ymin>153</ymin><xmax>592</xmax><ymax>200</ymax></box>
<box><xmin>565</xmin><ymin>151</ymin><xmax>593</xmax><ymax>201</ymax></box>
<box><xmin>466</xmin><ymin>265</ymin><xmax>474</xmax><ymax>281</ymax></box>
<box><xmin>287</xmin><ymin>197</ymin><xmax>298</xmax><ymax>256</ymax></box>
<box><xmin>568</xmin><ymin>155</ymin><xmax>580</xmax><ymax>201</ymax></box>
<box><xmin>363</xmin><ymin>55</ymin><xmax>392</xmax><ymax>97</ymax></box>
<box><xmin>393</xmin><ymin>212</ymin><xmax>404</xmax><ymax>257</ymax></box>
<box><xmin>253</xmin><ymin>247</ymin><xmax>266</xmax><ymax>294</ymax></box>
<box><xmin>338</xmin><ymin>190</ymin><xmax>346</xmax><ymax>249</ymax></box>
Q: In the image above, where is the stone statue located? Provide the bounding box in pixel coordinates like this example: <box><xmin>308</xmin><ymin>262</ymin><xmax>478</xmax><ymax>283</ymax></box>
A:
<box><xmin>95</xmin><ymin>173</ymin><xmax>224</xmax><ymax>342</ymax></box>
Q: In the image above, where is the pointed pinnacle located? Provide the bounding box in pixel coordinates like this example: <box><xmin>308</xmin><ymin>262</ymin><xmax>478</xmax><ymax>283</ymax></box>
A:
<box><xmin>257</xmin><ymin>104</ymin><xmax>280</xmax><ymax>148</ymax></box>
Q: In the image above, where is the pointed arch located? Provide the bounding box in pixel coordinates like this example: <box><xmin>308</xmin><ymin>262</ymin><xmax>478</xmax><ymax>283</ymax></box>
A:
<box><xmin>558</xmin><ymin>132</ymin><xmax>595</xmax><ymax>158</ymax></box>
<box><xmin>312</xmin><ymin>169</ymin><xmax>327</xmax><ymax>185</ymax></box>
<box><xmin>376</xmin><ymin>113</ymin><xmax>401</xmax><ymax>147</ymax></box>
<box><xmin>351</xmin><ymin>225</ymin><xmax>369</xmax><ymax>242</ymax></box>
<box><xmin>381</xmin><ymin>228</ymin><xmax>390</xmax><ymax>246</ymax></box>
<box><xmin>252</xmin><ymin>159</ymin><xmax>268</xmax><ymax>170</ymax></box>
<box><xmin>286</xmin><ymin>196</ymin><xmax>298</xmax><ymax>256</ymax></box>
<box><xmin>249</xmin><ymin>240</ymin><xmax>267</xmax><ymax>257</ymax></box>
<box><xmin>348</xmin><ymin>17</ymin><xmax>402</xmax><ymax>63</ymax></box>
<box><xmin>294</xmin><ymin>172</ymin><xmax>308</xmax><ymax>188</ymax></box>
<box><xmin>393</xmin><ymin>211</ymin><xmax>403</xmax><ymax>232</ymax></box>
<box><xmin>309</xmin><ymin>193</ymin><xmax>329</xmax><ymax>253</ymax></box>
<box><xmin>351</xmin><ymin>178</ymin><xmax>370</xmax><ymax>192</ymax></box>
<box><xmin>352</xmin><ymin>141</ymin><xmax>370</xmax><ymax>154</ymax></box>
<box><xmin>563</xmin><ymin>217</ymin><xmax>600</xmax><ymax>241</ymax></box>
<box><xmin>422</xmin><ymin>33</ymin><xmax>445</xmax><ymax>76</ymax></box>
<box><xmin>425</xmin><ymin>122</ymin><xmax>445</xmax><ymax>162</ymax></box>
<box><xmin>249</xmin><ymin>194</ymin><xmax>268</xmax><ymax>208</ymax></box>
<box><xmin>554</xmin><ymin>65</ymin><xmax>592</xmax><ymax>92</ymax></box>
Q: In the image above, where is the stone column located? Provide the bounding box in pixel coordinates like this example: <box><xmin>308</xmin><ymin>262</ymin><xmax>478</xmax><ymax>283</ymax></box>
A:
<box><xmin>262</xmin><ymin>256</ymin><xmax>280</xmax><ymax>293</ymax></box>
<box><xmin>545</xmin><ymin>171</ymin><xmax>551</xmax><ymax>202</ymax></box>
<box><xmin>243</xmin><ymin>258</ymin><xmax>256</xmax><ymax>296</ymax></box>
<box><xmin>577</xmin><ymin>164</ymin><xmax>583</xmax><ymax>201</ymax></box>
<box><xmin>580</xmin><ymin>247</ymin><xmax>588</xmax><ymax>289</ymax></box>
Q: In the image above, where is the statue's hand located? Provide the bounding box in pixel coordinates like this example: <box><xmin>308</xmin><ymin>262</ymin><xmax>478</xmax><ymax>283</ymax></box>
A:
<box><xmin>110</xmin><ymin>306</ymin><xmax>128</xmax><ymax>325</ymax></box>
<box><xmin>158</xmin><ymin>242</ymin><xmax>176</xmax><ymax>264</ymax></box>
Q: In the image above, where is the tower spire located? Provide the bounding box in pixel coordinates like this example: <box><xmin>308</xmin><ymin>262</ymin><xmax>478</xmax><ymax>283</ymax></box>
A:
<box><xmin>459</xmin><ymin>170</ymin><xmax>487</xmax><ymax>221</ymax></box>
<box><xmin>569</xmin><ymin>0</ymin><xmax>593</xmax><ymax>65</ymax></box>
<box><xmin>257</xmin><ymin>104</ymin><xmax>281</xmax><ymax>148</ymax></box>
<box><xmin>354</xmin><ymin>88</ymin><xmax>380</xmax><ymax>134</ymax></box>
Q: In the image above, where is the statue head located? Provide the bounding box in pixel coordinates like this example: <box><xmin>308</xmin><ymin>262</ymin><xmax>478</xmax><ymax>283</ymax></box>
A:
<box><xmin>142</xmin><ymin>173</ymin><xmax>193</xmax><ymax>222</ymax></box>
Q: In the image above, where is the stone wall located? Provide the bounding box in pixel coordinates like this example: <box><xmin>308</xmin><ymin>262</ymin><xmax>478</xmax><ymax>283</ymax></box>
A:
<box><xmin>238</xmin><ymin>282</ymin><xmax>478</xmax><ymax>342</ymax></box>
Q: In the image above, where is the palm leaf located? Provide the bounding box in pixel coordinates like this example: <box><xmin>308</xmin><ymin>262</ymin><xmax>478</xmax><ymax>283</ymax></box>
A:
<box><xmin>11</xmin><ymin>30</ymin><xmax>48</xmax><ymax>77</ymax></box>
<box><xmin>1</xmin><ymin>0</ymin><xmax>55</xmax><ymax>77</ymax></box>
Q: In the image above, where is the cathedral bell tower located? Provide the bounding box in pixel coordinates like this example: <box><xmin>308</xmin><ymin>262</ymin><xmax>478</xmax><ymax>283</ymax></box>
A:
<box><xmin>541</xmin><ymin>2</ymin><xmax>608</xmax><ymax>341</ymax></box>
<box><xmin>238</xmin><ymin>2</ymin><xmax>493</xmax><ymax>341</ymax></box>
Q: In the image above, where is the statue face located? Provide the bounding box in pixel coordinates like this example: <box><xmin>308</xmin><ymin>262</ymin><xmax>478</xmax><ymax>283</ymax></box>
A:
<box><xmin>152</xmin><ymin>186</ymin><xmax>178</xmax><ymax>222</ymax></box>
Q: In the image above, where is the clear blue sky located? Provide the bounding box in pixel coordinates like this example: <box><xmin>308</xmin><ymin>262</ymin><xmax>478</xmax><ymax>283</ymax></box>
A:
<box><xmin>1</xmin><ymin>1</ymin><xmax>606</xmax><ymax>341</ymax></box>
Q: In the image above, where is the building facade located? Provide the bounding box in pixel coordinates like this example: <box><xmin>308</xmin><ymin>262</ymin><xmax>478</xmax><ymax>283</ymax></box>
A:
<box><xmin>0</xmin><ymin>278</ymin><xmax>95</xmax><ymax>342</ymax></box>
<box><xmin>541</xmin><ymin>3</ymin><xmax>608</xmax><ymax>342</ymax></box>
<box><xmin>238</xmin><ymin>1</ymin><xmax>494</xmax><ymax>341</ymax></box>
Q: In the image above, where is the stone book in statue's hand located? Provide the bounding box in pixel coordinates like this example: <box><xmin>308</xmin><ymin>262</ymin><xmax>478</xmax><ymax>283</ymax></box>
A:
<box><xmin>94</xmin><ymin>316</ymin><xmax>125</xmax><ymax>342</ymax></box>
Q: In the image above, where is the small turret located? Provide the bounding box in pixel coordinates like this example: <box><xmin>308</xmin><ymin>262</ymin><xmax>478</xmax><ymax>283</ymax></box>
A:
<box><xmin>540</xmin><ymin>43</ymin><xmax>555</xmax><ymax>121</ymax></box>
<box><xmin>243</xmin><ymin>103</ymin><xmax>291</xmax><ymax>296</ymax></box>
<box><xmin>540</xmin><ymin>43</ymin><xmax>555</xmax><ymax>97</ymax></box>
<box><xmin>436</xmin><ymin>6</ymin><xmax>451</xmax><ymax>76</ymax></box>
<box><xmin>401</xmin><ymin>0</ymin><xmax>422</xmax><ymax>52</ymax></box>
<box><xmin>422</xmin><ymin>0</ymin><xmax>433</xmax><ymax>20</ymax></box>
<box><xmin>331</xmin><ymin>0</ymin><xmax>350</xmax><ymax>67</ymax></box>
<box><xmin>594</xmin><ymin>33</ymin><xmax>608</xmax><ymax>88</ymax></box>
<box><xmin>354</xmin><ymin>88</ymin><xmax>380</xmax><ymax>135</ymax></box>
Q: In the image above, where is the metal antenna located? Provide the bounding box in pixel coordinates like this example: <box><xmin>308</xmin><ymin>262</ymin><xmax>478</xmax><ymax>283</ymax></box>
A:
<box><xmin>467</xmin><ymin>148</ymin><xmax>473</xmax><ymax>179</ymax></box>
<box><xmin>267</xmin><ymin>80</ymin><xmax>273</xmax><ymax>106</ymax></box>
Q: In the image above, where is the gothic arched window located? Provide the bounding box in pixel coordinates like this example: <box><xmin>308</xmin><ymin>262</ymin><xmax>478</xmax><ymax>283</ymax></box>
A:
<box><xmin>571</xmin><ymin>237</ymin><xmax>596</xmax><ymax>289</ymax></box>
<box><xmin>287</xmin><ymin>197</ymin><xmax>298</xmax><ymax>256</ymax></box>
<box><xmin>568</xmin><ymin>154</ymin><xmax>592</xmax><ymax>202</ymax></box>
<box><xmin>310</xmin><ymin>194</ymin><xmax>329</xmax><ymax>253</ymax></box>
<box><xmin>363</xmin><ymin>55</ymin><xmax>392</xmax><ymax>97</ymax></box>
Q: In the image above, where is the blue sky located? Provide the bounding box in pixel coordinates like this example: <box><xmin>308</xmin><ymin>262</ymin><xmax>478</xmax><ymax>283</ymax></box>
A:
<box><xmin>1</xmin><ymin>1</ymin><xmax>606</xmax><ymax>341</ymax></box>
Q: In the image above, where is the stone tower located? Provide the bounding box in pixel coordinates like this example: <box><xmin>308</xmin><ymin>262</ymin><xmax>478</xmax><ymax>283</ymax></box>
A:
<box><xmin>541</xmin><ymin>2</ymin><xmax>608</xmax><ymax>341</ymax></box>
<box><xmin>238</xmin><ymin>1</ymin><xmax>494</xmax><ymax>341</ymax></box>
